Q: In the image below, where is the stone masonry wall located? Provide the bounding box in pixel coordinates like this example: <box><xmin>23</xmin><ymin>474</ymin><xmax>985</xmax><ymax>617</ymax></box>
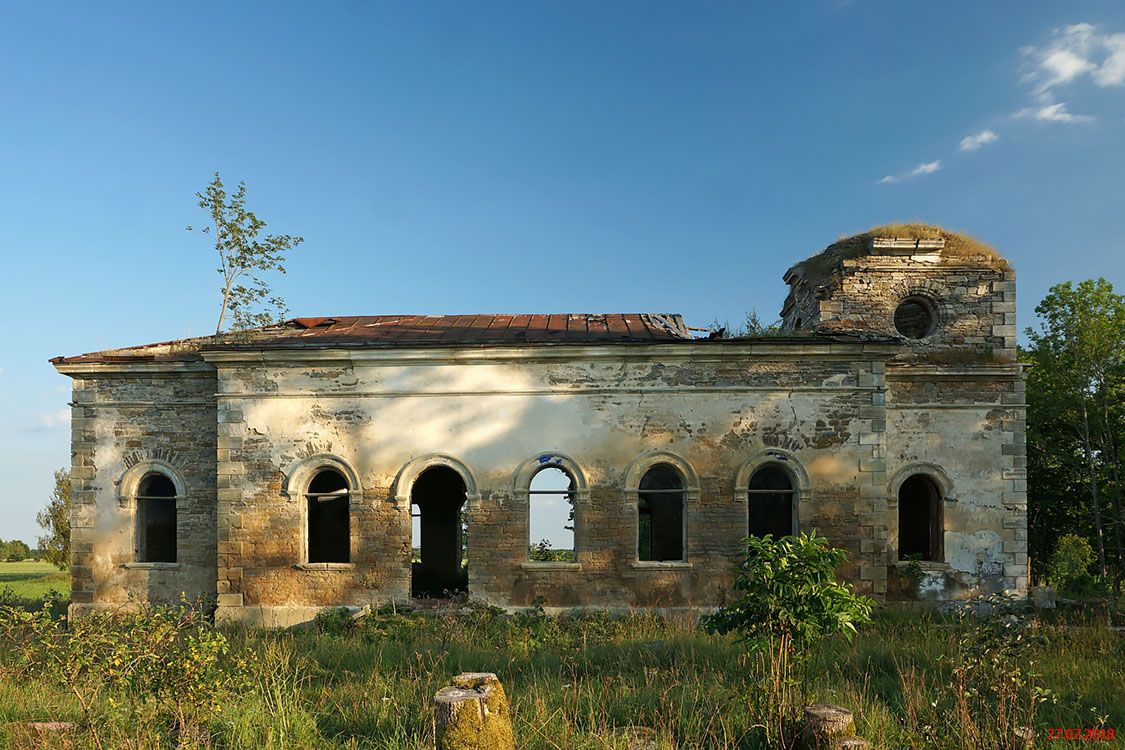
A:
<box><xmin>829</xmin><ymin>257</ymin><xmax>1016</xmax><ymax>361</ymax></box>
<box><xmin>68</xmin><ymin>367</ymin><xmax>217</xmax><ymax>617</ymax></box>
<box><xmin>209</xmin><ymin>344</ymin><xmax>897</xmax><ymax>625</ymax></box>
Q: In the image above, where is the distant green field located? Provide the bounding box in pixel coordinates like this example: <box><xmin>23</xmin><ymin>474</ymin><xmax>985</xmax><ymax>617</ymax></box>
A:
<box><xmin>0</xmin><ymin>560</ymin><xmax>69</xmax><ymax>599</ymax></box>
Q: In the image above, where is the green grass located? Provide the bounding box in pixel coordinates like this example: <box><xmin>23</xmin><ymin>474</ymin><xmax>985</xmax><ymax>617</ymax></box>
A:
<box><xmin>0</xmin><ymin>561</ymin><xmax>69</xmax><ymax>600</ymax></box>
<box><xmin>0</xmin><ymin>602</ymin><xmax>1122</xmax><ymax>749</ymax></box>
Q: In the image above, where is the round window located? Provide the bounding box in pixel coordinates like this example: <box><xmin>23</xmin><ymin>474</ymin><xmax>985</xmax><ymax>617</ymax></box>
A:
<box><xmin>893</xmin><ymin>296</ymin><xmax>936</xmax><ymax>339</ymax></box>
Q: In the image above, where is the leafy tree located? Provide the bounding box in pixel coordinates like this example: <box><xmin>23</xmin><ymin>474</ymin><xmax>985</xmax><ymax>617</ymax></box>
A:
<box><xmin>0</xmin><ymin>539</ymin><xmax>31</xmax><ymax>561</ymax></box>
<box><xmin>36</xmin><ymin>469</ymin><xmax>71</xmax><ymax>570</ymax></box>
<box><xmin>188</xmin><ymin>173</ymin><xmax>304</xmax><ymax>333</ymax></box>
<box><xmin>1048</xmin><ymin>534</ymin><xmax>1100</xmax><ymax>597</ymax></box>
<box><xmin>1025</xmin><ymin>279</ymin><xmax>1125</xmax><ymax>585</ymax></box>
<box><xmin>703</xmin><ymin>532</ymin><xmax>873</xmax><ymax>747</ymax></box>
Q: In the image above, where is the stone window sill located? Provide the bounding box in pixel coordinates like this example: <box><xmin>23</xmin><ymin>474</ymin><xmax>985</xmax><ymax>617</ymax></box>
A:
<box><xmin>294</xmin><ymin>562</ymin><xmax>355</xmax><ymax>571</ymax></box>
<box><xmin>122</xmin><ymin>562</ymin><xmax>181</xmax><ymax>570</ymax></box>
<box><xmin>894</xmin><ymin>560</ymin><xmax>950</xmax><ymax>571</ymax></box>
<box><xmin>519</xmin><ymin>562</ymin><xmax>581</xmax><ymax>571</ymax></box>
<box><xmin>630</xmin><ymin>561</ymin><xmax>692</xmax><ymax>570</ymax></box>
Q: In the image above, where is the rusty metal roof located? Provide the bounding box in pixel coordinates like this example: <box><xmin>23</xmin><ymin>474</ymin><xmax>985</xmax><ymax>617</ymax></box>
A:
<box><xmin>51</xmin><ymin>313</ymin><xmax>696</xmax><ymax>365</ymax></box>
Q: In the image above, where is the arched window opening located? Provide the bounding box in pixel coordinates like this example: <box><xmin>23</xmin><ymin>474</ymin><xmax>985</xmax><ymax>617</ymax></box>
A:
<box><xmin>136</xmin><ymin>473</ymin><xmax>177</xmax><ymax>563</ymax></box>
<box><xmin>898</xmin><ymin>474</ymin><xmax>943</xmax><ymax>562</ymax></box>
<box><xmin>638</xmin><ymin>463</ymin><xmax>685</xmax><ymax>562</ymax></box>
<box><xmin>748</xmin><ymin>464</ymin><xmax>796</xmax><ymax>538</ymax></box>
<box><xmin>411</xmin><ymin>466</ymin><xmax>468</xmax><ymax>597</ymax></box>
<box><xmin>306</xmin><ymin>468</ymin><xmax>350</xmax><ymax>564</ymax></box>
<box><xmin>528</xmin><ymin>466</ymin><xmax>576</xmax><ymax>562</ymax></box>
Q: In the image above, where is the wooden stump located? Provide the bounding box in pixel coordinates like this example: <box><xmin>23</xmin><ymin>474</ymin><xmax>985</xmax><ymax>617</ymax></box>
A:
<box><xmin>800</xmin><ymin>704</ymin><xmax>857</xmax><ymax>749</ymax></box>
<box><xmin>433</xmin><ymin>672</ymin><xmax>515</xmax><ymax>750</ymax></box>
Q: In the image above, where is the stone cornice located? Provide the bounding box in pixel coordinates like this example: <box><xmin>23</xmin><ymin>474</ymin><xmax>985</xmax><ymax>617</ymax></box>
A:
<box><xmin>53</xmin><ymin>361</ymin><xmax>215</xmax><ymax>377</ymax></box>
<box><xmin>199</xmin><ymin>340</ymin><xmax>901</xmax><ymax>367</ymax></box>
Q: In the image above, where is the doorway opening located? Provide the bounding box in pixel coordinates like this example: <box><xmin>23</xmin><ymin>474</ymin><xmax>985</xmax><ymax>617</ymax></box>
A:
<box><xmin>410</xmin><ymin>466</ymin><xmax>468</xmax><ymax>597</ymax></box>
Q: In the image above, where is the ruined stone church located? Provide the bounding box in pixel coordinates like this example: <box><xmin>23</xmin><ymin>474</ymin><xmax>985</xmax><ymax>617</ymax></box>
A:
<box><xmin>53</xmin><ymin>225</ymin><xmax>1027</xmax><ymax>626</ymax></box>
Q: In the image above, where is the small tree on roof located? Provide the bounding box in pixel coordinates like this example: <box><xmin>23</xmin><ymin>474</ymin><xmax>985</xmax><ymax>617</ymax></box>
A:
<box><xmin>188</xmin><ymin>172</ymin><xmax>304</xmax><ymax>333</ymax></box>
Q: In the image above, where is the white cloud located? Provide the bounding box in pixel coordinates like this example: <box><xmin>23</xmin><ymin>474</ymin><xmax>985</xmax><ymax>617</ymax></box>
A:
<box><xmin>1022</xmin><ymin>22</ymin><xmax>1125</xmax><ymax>99</ymax></box>
<box><xmin>959</xmin><ymin>130</ymin><xmax>999</xmax><ymax>151</ymax></box>
<box><xmin>27</xmin><ymin>409</ymin><xmax>70</xmax><ymax>432</ymax></box>
<box><xmin>878</xmin><ymin>160</ymin><xmax>942</xmax><ymax>185</ymax></box>
<box><xmin>1014</xmin><ymin>102</ymin><xmax>1095</xmax><ymax>123</ymax></box>
<box><xmin>1095</xmin><ymin>33</ymin><xmax>1125</xmax><ymax>86</ymax></box>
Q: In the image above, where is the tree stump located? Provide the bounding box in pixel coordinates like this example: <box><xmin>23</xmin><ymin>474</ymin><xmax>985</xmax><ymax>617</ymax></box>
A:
<box><xmin>433</xmin><ymin>672</ymin><xmax>515</xmax><ymax>750</ymax></box>
<box><xmin>800</xmin><ymin>704</ymin><xmax>857</xmax><ymax>749</ymax></box>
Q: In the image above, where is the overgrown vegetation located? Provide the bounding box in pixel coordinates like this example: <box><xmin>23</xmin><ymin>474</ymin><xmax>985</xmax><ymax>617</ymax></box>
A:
<box><xmin>0</xmin><ymin>597</ymin><xmax>1120</xmax><ymax>749</ymax></box>
<box><xmin>703</xmin><ymin>533</ymin><xmax>874</xmax><ymax>748</ymax></box>
<box><xmin>187</xmin><ymin>172</ymin><xmax>304</xmax><ymax>333</ymax></box>
<box><xmin>1025</xmin><ymin>278</ymin><xmax>1125</xmax><ymax>594</ymax></box>
<box><xmin>707</xmin><ymin>309</ymin><xmax>784</xmax><ymax>339</ymax></box>
<box><xmin>790</xmin><ymin>223</ymin><xmax>1009</xmax><ymax>285</ymax></box>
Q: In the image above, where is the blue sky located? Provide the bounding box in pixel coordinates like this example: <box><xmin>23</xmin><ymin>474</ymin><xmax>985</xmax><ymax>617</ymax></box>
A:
<box><xmin>2</xmin><ymin>2</ymin><xmax>1124</xmax><ymax>543</ymax></box>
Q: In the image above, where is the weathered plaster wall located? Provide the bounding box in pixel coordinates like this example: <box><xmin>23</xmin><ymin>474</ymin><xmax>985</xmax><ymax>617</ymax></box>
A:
<box><xmin>885</xmin><ymin>367</ymin><xmax>1027</xmax><ymax>603</ymax></box>
<box><xmin>67</xmin><ymin>368</ymin><xmax>217</xmax><ymax>618</ymax></box>
<box><xmin>209</xmin><ymin>345</ymin><xmax>895</xmax><ymax>625</ymax></box>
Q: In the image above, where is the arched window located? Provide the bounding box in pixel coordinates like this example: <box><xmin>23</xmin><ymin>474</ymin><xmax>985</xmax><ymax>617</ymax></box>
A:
<box><xmin>528</xmin><ymin>466</ymin><xmax>576</xmax><ymax>562</ymax></box>
<box><xmin>136</xmin><ymin>472</ymin><xmax>177</xmax><ymax>563</ymax></box>
<box><xmin>898</xmin><ymin>474</ymin><xmax>943</xmax><ymax>562</ymax></box>
<box><xmin>638</xmin><ymin>464</ymin><xmax>685</xmax><ymax>562</ymax></box>
<box><xmin>747</xmin><ymin>463</ymin><xmax>796</xmax><ymax>538</ymax></box>
<box><xmin>306</xmin><ymin>468</ymin><xmax>350</xmax><ymax>564</ymax></box>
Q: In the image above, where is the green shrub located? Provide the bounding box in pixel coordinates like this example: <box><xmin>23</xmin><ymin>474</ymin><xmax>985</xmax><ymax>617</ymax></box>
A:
<box><xmin>314</xmin><ymin>606</ymin><xmax>355</xmax><ymax>636</ymax></box>
<box><xmin>0</xmin><ymin>598</ymin><xmax>246</xmax><ymax>744</ymax></box>
<box><xmin>1048</xmin><ymin>534</ymin><xmax>1102</xmax><ymax>598</ymax></box>
<box><xmin>703</xmin><ymin>532</ymin><xmax>874</xmax><ymax>748</ymax></box>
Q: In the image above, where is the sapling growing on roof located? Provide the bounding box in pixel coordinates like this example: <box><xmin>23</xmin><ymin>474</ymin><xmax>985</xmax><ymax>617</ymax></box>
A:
<box><xmin>187</xmin><ymin>172</ymin><xmax>304</xmax><ymax>333</ymax></box>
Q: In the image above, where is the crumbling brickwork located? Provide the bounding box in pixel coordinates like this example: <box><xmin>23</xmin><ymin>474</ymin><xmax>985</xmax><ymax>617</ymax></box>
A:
<box><xmin>54</xmin><ymin>227</ymin><xmax>1027</xmax><ymax>625</ymax></box>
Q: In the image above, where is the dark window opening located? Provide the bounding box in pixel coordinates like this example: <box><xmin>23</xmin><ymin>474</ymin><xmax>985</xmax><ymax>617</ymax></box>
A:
<box><xmin>528</xmin><ymin>466</ymin><xmax>576</xmax><ymax>562</ymax></box>
<box><xmin>894</xmin><ymin>296</ymin><xmax>937</xmax><ymax>339</ymax></box>
<box><xmin>307</xmin><ymin>469</ymin><xmax>350</xmax><ymax>563</ymax></box>
<box><xmin>136</xmin><ymin>473</ymin><xmax>177</xmax><ymax>563</ymax></box>
<box><xmin>795</xmin><ymin>317</ymin><xmax>803</xmax><ymax>330</ymax></box>
<box><xmin>411</xmin><ymin>466</ymin><xmax>468</xmax><ymax>597</ymax></box>
<box><xmin>748</xmin><ymin>464</ymin><xmax>796</xmax><ymax>538</ymax></box>
<box><xmin>898</xmin><ymin>474</ymin><xmax>943</xmax><ymax>562</ymax></box>
<box><xmin>637</xmin><ymin>464</ymin><xmax>685</xmax><ymax>562</ymax></box>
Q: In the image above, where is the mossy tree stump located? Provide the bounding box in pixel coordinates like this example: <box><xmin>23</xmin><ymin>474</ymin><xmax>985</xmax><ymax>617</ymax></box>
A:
<box><xmin>433</xmin><ymin>672</ymin><xmax>515</xmax><ymax>750</ymax></box>
<box><xmin>800</xmin><ymin>704</ymin><xmax>868</xmax><ymax>749</ymax></box>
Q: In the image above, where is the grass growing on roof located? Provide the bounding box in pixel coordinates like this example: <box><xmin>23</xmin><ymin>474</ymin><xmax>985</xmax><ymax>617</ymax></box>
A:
<box><xmin>791</xmin><ymin>223</ymin><xmax>1010</xmax><ymax>284</ymax></box>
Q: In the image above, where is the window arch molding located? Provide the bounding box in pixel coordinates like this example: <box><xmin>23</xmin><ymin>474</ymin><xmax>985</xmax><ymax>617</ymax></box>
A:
<box><xmin>888</xmin><ymin>462</ymin><xmax>953</xmax><ymax>500</ymax></box>
<box><xmin>623</xmin><ymin>451</ymin><xmax>700</xmax><ymax>501</ymax></box>
<box><xmin>511</xmin><ymin>452</ymin><xmax>590</xmax><ymax>500</ymax></box>
<box><xmin>117</xmin><ymin>459</ymin><xmax>186</xmax><ymax>508</ymax></box>
<box><xmin>281</xmin><ymin>453</ymin><xmax>363</xmax><ymax>505</ymax></box>
<box><xmin>734</xmin><ymin>448</ymin><xmax>810</xmax><ymax>537</ymax></box>
<box><xmin>392</xmin><ymin>453</ymin><xmax>480</xmax><ymax>511</ymax></box>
